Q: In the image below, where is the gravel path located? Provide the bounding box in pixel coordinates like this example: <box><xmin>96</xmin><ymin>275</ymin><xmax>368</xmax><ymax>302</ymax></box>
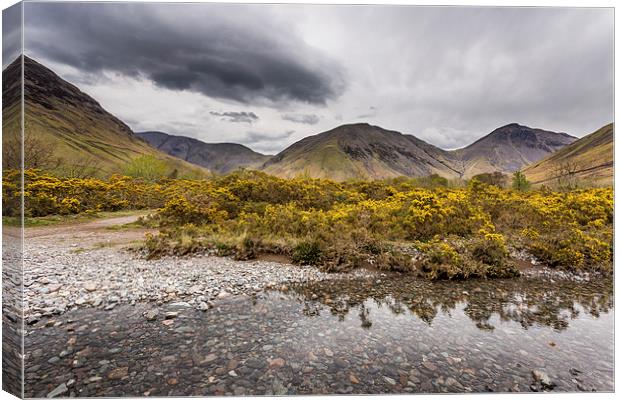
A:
<box><xmin>23</xmin><ymin>214</ymin><xmax>373</xmax><ymax>322</ymax></box>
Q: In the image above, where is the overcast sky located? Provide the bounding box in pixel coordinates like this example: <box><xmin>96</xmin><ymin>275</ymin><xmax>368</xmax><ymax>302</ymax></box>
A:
<box><xmin>18</xmin><ymin>3</ymin><xmax>614</xmax><ymax>153</ymax></box>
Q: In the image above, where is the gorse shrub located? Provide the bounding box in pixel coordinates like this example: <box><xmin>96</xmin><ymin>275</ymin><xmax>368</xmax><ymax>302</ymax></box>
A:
<box><xmin>5</xmin><ymin>169</ymin><xmax>612</xmax><ymax>278</ymax></box>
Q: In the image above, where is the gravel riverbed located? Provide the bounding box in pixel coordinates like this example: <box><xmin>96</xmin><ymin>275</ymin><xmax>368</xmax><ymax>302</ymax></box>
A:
<box><xmin>23</xmin><ymin>241</ymin><xmax>373</xmax><ymax>322</ymax></box>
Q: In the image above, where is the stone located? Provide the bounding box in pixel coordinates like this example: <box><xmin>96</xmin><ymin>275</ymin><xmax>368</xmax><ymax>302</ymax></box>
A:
<box><xmin>422</xmin><ymin>361</ymin><xmax>437</xmax><ymax>371</ymax></box>
<box><xmin>349</xmin><ymin>374</ymin><xmax>360</xmax><ymax>384</ymax></box>
<box><xmin>83</xmin><ymin>282</ymin><xmax>97</xmax><ymax>292</ymax></box>
<box><xmin>445</xmin><ymin>377</ymin><xmax>464</xmax><ymax>389</ymax></box>
<box><xmin>532</xmin><ymin>370</ymin><xmax>555</xmax><ymax>389</ymax></box>
<box><xmin>47</xmin><ymin>383</ymin><xmax>68</xmax><ymax>398</ymax></box>
<box><xmin>384</xmin><ymin>376</ymin><xmax>396</xmax><ymax>385</ymax></box>
<box><xmin>165</xmin><ymin>312</ymin><xmax>179</xmax><ymax>319</ymax></box>
<box><xmin>198</xmin><ymin>302</ymin><xmax>210</xmax><ymax>311</ymax></box>
<box><xmin>108</xmin><ymin>367</ymin><xmax>129</xmax><ymax>380</ymax></box>
<box><xmin>48</xmin><ymin>284</ymin><xmax>62</xmax><ymax>293</ymax></box>
<box><xmin>269</xmin><ymin>358</ymin><xmax>286</xmax><ymax>368</ymax></box>
<box><xmin>144</xmin><ymin>309</ymin><xmax>159</xmax><ymax>321</ymax></box>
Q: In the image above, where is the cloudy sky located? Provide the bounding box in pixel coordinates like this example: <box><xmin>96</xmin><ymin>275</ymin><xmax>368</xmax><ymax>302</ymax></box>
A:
<box><xmin>16</xmin><ymin>3</ymin><xmax>614</xmax><ymax>153</ymax></box>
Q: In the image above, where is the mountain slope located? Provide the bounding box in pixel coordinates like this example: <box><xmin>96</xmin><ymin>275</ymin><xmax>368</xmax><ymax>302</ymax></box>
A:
<box><xmin>452</xmin><ymin>123</ymin><xmax>577</xmax><ymax>178</ymax></box>
<box><xmin>136</xmin><ymin>131</ymin><xmax>271</xmax><ymax>174</ymax></box>
<box><xmin>523</xmin><ymin>123</ymin><xmax>613</xmax><ymax>185</ymax></box>
<box><xmin>261</xmin><ymin>123</ymin><xmax>462</xmax><ymax>181</ymax></box>
<box><xmin>2</xmin><ymin>56</ymin><xmax>208</xmax><ymax>178</ymax></box>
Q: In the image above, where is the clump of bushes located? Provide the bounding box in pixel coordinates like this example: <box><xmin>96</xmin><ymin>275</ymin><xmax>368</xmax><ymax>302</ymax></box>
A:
<box><xmin>415</xmin><ymin>233</ymin><xmax>519</xmax><ymax>280</ymax></box>
<box><xmin>5</xmin><ymin>168</ymin><xmax>613</xmax><ymax>278</ymax></box>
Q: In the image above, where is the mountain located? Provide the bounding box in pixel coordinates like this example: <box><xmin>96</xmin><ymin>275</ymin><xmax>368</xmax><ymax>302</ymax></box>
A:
<box><xmin>261</xmin><ymin>123</ymin><xmax>462</xmax><ymax>181</ymax></box>
<box><xmin>523</xmin><ymin>123</ymin><xmax>613</xmax><ymax>185</ymax></box>
<box><xmin>2</xmin><ymin>56</ymin><xmax>207</xmax><ymax>178</ymax></box>
<box><xmin>453</xmin><ymin>123</ymin><xmax>577</xmax><ymax>178</ymax></box>
<box><xmin>135</xmin><ymin>131</ymin><xmax>271</xmax><ymax>174</ymax></box>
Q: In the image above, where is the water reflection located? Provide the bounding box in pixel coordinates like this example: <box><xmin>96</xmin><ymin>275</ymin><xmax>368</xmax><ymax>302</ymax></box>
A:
<box><xmin>278</xmin><ymin>275</ymin><xmax>613</xmax><ymax>332</ymax></box>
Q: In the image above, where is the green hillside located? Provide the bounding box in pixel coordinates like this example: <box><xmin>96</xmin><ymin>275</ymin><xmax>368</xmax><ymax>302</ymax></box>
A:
<box><xmin>2</xmin><ymin>56</ymin><xmax>208</xmax><ymax>178</ymax></box>
<box><xmin>524</xmin><ymin>123</ymin><xmax>613</xmax><ymax>186</ymax></box>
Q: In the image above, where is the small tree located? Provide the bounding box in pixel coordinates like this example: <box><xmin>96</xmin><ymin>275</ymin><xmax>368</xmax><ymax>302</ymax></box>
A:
<box><xmin>3</xmin><ymin>128</ymin><xmax>59</xmax><ymax>170</ymax></box>
<box><xmin>511</xmin><ymin>170</ymin><xmax>530</xmax><ymax>191</ymax></box>
<box><xmin>552</xmin><ymin>161</ymin><xmax>581</xmax><ymax>190</ymax></box>
<box><xmin>123</xmin><ymin>155</ymin><xmax>168</xmax><ymax>181</ymax></box>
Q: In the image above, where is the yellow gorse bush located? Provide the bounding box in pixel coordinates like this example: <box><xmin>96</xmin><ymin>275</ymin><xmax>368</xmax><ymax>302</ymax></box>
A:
<box><xmin>4</xmin><ymin>168</ymin><xmax>612</xmax><ymax>277</ymax></box>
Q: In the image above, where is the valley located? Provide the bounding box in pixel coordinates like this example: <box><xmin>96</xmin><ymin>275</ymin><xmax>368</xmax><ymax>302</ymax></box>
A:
<box><xmin>2</xmin><ymin>54</ymin><xmax>614</xmax><ymax>397</ymax></box>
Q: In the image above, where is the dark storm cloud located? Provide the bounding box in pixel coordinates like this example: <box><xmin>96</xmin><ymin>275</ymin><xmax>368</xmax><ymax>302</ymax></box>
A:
<box><xmin>23</xmin><ymin>3</ymin><xmax>345</xmax><ymax>105</ymax></box>
<box><xmin>281</xmin><ymin>113</ymin><xmax>320</xmax><ymax>125</ymax></box>
<box><xmin>2</xmin><ymin>3</ymin><xmax>22</xmax><ymax>68</ymax></box>
<box><xmin>210</xmin><ymin>111</ymin><xmax>259</xmax><ymax>124</ymax></box>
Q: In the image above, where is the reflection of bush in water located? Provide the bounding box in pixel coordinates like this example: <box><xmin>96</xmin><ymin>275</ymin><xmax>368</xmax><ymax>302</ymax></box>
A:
<box><xmin>283</xmin><ymin>276</ymin><xmax>613</xmax><ymax>331</ymax></box>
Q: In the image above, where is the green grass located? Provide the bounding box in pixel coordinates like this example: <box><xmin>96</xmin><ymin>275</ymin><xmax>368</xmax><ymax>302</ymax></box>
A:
<box><xmin>3</xmin><ymin>209</ymin><xmax>151</xmax><ymax>228</ymax></box>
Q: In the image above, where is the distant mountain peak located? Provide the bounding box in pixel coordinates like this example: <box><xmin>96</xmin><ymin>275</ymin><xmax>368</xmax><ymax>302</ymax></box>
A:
<box><xmin>136</xmin><ymin>131</ymin><xmax>271</xmax><ymax>174</ymax></box>
<box><xmin>261</xmin><ymin>123</ymin><xmax>461</xmax><ymax>181</ymax></box>
<box><xmin>454</xmin><ymin>124</ymin><xmax>577</xmax><ymax>177</ymax></box>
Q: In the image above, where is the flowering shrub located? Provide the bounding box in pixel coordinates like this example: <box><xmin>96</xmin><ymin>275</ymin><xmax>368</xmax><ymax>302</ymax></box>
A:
<box><xmin>5</xmin><ymin>169</ymin><xmax>612</xmax><ymax>278</ymax></box>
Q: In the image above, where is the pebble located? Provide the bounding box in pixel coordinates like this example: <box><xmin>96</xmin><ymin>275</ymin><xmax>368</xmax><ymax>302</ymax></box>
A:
<box><xmin>108</xmin><ymin>367</ymin><xmax>129</xmax><ymax>380</ymax></box>
<box><xmin>46</xmin><ymin>383</ymin><xmax>68</xmax><ymax>398</ymax></box>
<box><xmin>269</xmin><ymin>358</ymin><xmax>286</xmax><ymax>368</ymax></box>
<box><xmin>144</xmin><ymin>309</ymin><xmax>159</xmax><ymax>321</ymax></box>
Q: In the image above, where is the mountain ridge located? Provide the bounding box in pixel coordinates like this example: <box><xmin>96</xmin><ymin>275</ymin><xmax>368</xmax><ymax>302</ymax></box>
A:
<box><xmin>452</xmin><ymin>123</ymin><xmax>577</xmax><ymax>178</ymax></box>
<box><xmin>259</xmin><ymin>122</ymin><xmax>579</xmax><ymax>181</ymax></box>
<box><xmin>2</xmin><ymin>56</ymin><xmax>208</xmax><ymax>178</ymax></box>
<box><xmin>135</xmin><ymin>131</ymin><xmax>271</xmax><ymax>174</ymax></box>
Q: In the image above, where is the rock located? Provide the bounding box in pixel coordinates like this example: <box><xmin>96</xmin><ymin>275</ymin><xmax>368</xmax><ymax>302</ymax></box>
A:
<box><xmin>422</xmin><ymin>361</ymin><xmax>437</xmax><ymax>371</ymax></box>
<box><xmin>334</xmin><ymin>358</ymin><xmax>348</xmax><ymax>368</ymax></box>
<box><xmin>532</xmin><ymin>370</ymin><xmax>555</xmax><ymax>389</ymax></box>
<box><xmin>203</xmin><ymin>353</ymin><xmax>218</xmax><ymax>363</ymax></box>
<box><xmin>91</xmin><ymin>298</ymin><xmax>103</xmax><ymax>307</ymax></box>
<box><xmin>83</xmin><ymin>282</ymin><xmax>97</xmax><ymax>292</ymax></box>
<box><xmin>198</xmin><ymin>302</ymin><xmax>210</xmax><ymax>311</ymax></box>
<box><xmin>108</xmin><ymin>366</ymin><xmax>129</xmax><ymax>380</ymax></box>
<box><xmin>48</xmin><ymin>284</ymin><xmax>62</xmax><ymax>293</ymax></box>
<box><xmin>217</xmin><ymin>291</ymin><xmax>230</xmax><ymax>299</ymax></box>
<box><xmin>569</xmin><ymin>368</ymin><xmax>582</xmax><ymax>376</ymax></box>
<box><xmin>174</xmin><ymin>326</ymin><xmax>194</xmax><ymax>334</ymax></box>
<box><xmin>144</xmin><ymin>309</ymin><xmax>159</xmax><ymax>321</ymax></box>
<box><xmin>47</xmin><ymin>383</ymin><xmax>68</xmax><ymax>398</ymax></box>
<box><xmin>383</xmin><ymin>376</ymin><xmax>396</xmax><ymax>385</ymax></box>
<box><xmin>349</xmin><ymin>374</ymin><xmax>360</xmax><ymax>384</ymax></box>
<box><xmin>445</xmin><ymin>377</ymin><xmax>464</xmax><ymax>389</ymax></box>
<box><xmin>228</xmin><ymin>370</ymin><xmax>238</xmax><ymax>377</ymax></box>
<box><xmin>269</xmin><ymin>358</ymin><xmax>286</xmax><ymax>368</ymax></box>
<box><xmin>324</xmin><ymin>348</ymin><xmax>334</xmax><ymax>357</ymax></box>
<box><xmin>165</xmin><ymin>312</ymin><xmax>179</xmax><ymax>319</ymax></box>
<box><xmin>74</xmin><ymin>297</ymin><xmax>87</xmax><ymax>306</ymax></box>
